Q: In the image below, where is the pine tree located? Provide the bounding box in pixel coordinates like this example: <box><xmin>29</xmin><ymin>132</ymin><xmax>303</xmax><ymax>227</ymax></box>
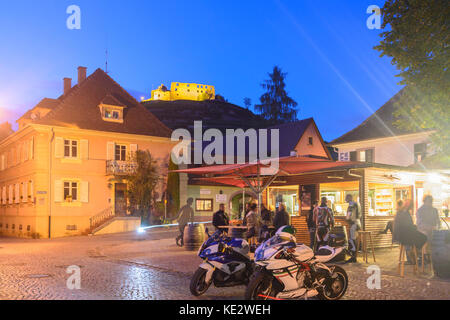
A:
<box><xmin>255</xmin><ymin>66</ymin><xmax>298</xmax><ymax>124</ymax></box>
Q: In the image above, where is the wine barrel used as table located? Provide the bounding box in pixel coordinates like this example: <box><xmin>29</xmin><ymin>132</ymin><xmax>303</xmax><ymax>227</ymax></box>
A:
<box><xmin>432</xmin><ymin>230</ymin><xmax>450</xmax><ymax>278</ymax></box>
<box><xmin>183</xmin><ymin>224</ymin><xmax>206</xmax><ymax>251</ymax></box>
<box><xmin>230</xmin><ymin>227</ymin><xmax>247</xmax><ymax>239</ymax></box>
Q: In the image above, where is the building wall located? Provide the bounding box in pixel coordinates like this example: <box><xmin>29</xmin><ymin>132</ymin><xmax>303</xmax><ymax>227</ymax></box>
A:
<box><xmin>186</xmin><ymin>185</ymin><xmax>247</xmax><ymax>220</ymax></box>
<box><xmin>334</xmin><ymin>132</ymin><xmax>434</xmax><ymax>167</ymax></box>
<box><xmin>294</xmin><ymin>123</ymin><xmax>329</xmax><ymax>158</ymax></box>
<box><xmin>0</xmin><ymin>125</ymin><xmax>174</xmax><ymax>238</ymax></box>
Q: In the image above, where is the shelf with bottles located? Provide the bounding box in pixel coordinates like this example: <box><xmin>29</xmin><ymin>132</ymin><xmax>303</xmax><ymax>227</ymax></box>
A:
<box><xmin>374</xmin><ymin>189</ymin><xmax>394</xmax><ymax>216</ymax></box>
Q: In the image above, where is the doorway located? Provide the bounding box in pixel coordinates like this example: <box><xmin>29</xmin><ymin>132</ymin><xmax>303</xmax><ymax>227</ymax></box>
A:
<box><xmin>115</xmin><ymin>183</ymin><xmax>127</xmax><ymax>216</ymax></box>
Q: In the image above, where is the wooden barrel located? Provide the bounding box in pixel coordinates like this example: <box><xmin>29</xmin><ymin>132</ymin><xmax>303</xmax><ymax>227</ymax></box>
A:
<box><xmin>432</xmin><ymin>230</ymin><xmax>450</xmax><ymax>278</ymax></box>
<box><xmin>230</xmin><ymin>227</ymin><xmax>247</xmax><ymax>239</ymax></box>
<box><xmin>183</xmin><ymin>224</ymin><xmax>206</xmax><ymax>251</ymax></box>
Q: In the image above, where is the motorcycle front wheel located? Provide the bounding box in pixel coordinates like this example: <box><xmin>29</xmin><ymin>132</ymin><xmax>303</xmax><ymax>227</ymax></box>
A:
<box><xmin>245</xmin><ymin>270</ymin><xmax>279</xmax><ymax>300</ymax></box>
<box><xmin>190</xmin><ymin>268</ymin><xmax>212</xmax><ymax>296</ymax></box>
<box><xmin>318</xmin><ymin>265</ymin><xmax>348</xmax><ymax>300</ymax></box>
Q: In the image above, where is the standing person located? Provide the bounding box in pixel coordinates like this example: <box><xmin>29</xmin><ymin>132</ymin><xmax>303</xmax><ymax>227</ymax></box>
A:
<box><xmin>345</xmin><ymin>194</ymin><xmax>361</xmax><ymax>263</ymax></box>
<box><xmin>212</xmin><ymin>203</ymin><xmax>230</xmax><ymax>232</ymax></box>
<box><xmin>307</xmin><ymin>200</ymin><xmax>319</xmax><ymax>249</ymax></box>
<box><xmin>313</xmin><ymin>197</ymin><xmax>335</xmax><ymax>249</ymax></box>
<box><xmin>260</xmin><ymin>204</ymin><xmax>273</xmax><ymax>227</ymax></box>
<box><xmin>245</xmin><ymin>203</ymin><xmax>261</xmax><ymax>240</ymax></box>
<box><xmin>242</xmin><ymin>202</ymin><xmax>251</xmax><ymax>226</ymax></box>
<box><xmin>416</xmin><ymin>195</ymin><xmax>440</xmax><ymax>242</ymax></box>
<box><xmin>273</xmin><ymin>203</ymin><xmax>290</xmax><ymax>231</ymax></box>
<box><xmin>175</xmin><ymin>198</ymin><xmax>194</xmax><ymax>247</ymax></box>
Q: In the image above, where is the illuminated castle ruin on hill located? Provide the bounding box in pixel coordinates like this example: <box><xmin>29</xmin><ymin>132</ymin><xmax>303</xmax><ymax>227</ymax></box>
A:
<box><xmin>146</xmin><ymin>82</ymin><xmax>215</xmax><ymax>102</ymax></box>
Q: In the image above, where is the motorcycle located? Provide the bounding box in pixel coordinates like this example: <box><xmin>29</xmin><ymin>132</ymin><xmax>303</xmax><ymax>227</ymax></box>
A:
<box><xmin>246</xmin><ymin>234</ymin><xmax>348</xmax><ymax>300</ymax></box>
<box><xmin>190</xmin><ymin>230</ymin><xmax>254</xmax><ymax>296</ymax></box>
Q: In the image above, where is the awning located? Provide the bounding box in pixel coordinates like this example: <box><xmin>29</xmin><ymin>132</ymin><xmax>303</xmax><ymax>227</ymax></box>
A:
<box><xmin>173</xmin><ymin>156</ymin><xmax>362</xmax><ymax>177</ymax></box>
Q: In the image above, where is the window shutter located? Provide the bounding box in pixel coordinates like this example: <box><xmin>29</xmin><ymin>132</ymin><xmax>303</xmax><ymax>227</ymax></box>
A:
<box><xmin>80</xmin><ymin>181</ymin><xmax>89</xmax><ymax>203</ymax></box>
<box><xmin>17</xmin><ymin>145</ymin><xmax>21</xmax><ymax>164</ymax></box>
<box><xmin>130</xmin><ymin>144</ymin><xmax>138</xmax><ymax>159</ymax></box>
<box><xmin>29</xmin><ymin>180</ymin><xmax>34</xmax><ymax>202</ymax></box>
<box><xmin>22</xmin><ymin>182</ymin><xmax>28</xmax><ymax>203</ymax></box>
<box><xmin>54</xmin><ymin>180</ymin><xmax>63</xmax><ymax>202</ymax></box>
<box><xmin>14</xmin><ymin>184</ymin><xmax>20</xmax><ymax>203</ymax></box>
<box><xmin>29</xmin><ymin>137</ymin><xmax>34</xmax><ymax>160</ymax></box>
<box><xmin>23</xmin><ymin>141</ymin><xmax>30</xmax><ymax>161</ymax></box>
<box><xmin>80</xmin><ymin>139</ymin><xmax>89</xmax><ymax>160</ymax></box>
<box><xmin>350</xmin><ymin>151</ymin><xmax>357</xmax><ymax>162</ymax></box>
<box><xmin>107</xmin><ymin>142</ymin><xmax>115</xmax><ymax>160</ymax></box>
<box><xmin>55</xmin><ymin>137</ymin><xmax>64</xmax><ymax>158</ymax></box>
<box><xmin>2</xmin><ymin>186</ymin><xmax>6</xmax><ymax>204</ymax></box>
<box><xmin>366</xmin><ymin>149</ymin><xmax>374</xmax><ymax>163</ymax></box>
<box><xmin>8</xmin><ymin>185</ymin><xmax>13</xmax><ymax>204</ymax></box>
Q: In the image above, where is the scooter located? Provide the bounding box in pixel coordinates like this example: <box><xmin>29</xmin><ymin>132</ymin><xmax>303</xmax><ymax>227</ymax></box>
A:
<box><xmin>246</xmin><ymin>233</ymin><xmax>348</xmax><ymax>300</ymax></box>
<box><xmin>190</xmin><ymin>230</ymin><xmax>254</xmax><ymax>296</ymax></box>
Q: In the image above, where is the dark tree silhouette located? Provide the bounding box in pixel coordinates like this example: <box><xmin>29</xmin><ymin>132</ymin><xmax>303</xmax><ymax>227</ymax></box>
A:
<box><xmin>243</xmin><ymin>97</ymin><xmax>252</xmax><ymax>110</ymax></box>
<box><xmin>255</xmin><ymin>66</ymin><xmax>298</xmax><ymax>124</ymax></box>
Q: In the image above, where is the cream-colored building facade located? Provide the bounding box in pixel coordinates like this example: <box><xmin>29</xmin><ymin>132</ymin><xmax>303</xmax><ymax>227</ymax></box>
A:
<box><xmin>0</xmin><ymin>67</ymin><xmax>174</xmax><ymax>238</ymax></box>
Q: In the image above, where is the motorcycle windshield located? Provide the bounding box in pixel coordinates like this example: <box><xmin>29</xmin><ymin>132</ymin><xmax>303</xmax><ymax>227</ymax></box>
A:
<box><xmin>255</xmin><ymin>235</ymin><xmax>287</xmax><ymax>261</ymax></box>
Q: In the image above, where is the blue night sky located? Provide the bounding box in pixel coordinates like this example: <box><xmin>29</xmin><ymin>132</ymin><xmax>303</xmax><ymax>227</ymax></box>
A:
<box><xmin>0</xmin><ymin>0</ymin><xmax>401</xmax><ymax>141</ymax></box>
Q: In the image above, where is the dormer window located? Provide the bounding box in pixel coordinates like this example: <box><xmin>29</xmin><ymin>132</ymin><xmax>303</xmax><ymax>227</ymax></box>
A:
<box><xmin>99</xmin><ymin>104</ymin><xmax>125</xmax><ymax>123</ymax></box>
<box><xmin>99</xmin><ymin>94</ymin><xmax>126</xmax><ymax>123</ymax></box>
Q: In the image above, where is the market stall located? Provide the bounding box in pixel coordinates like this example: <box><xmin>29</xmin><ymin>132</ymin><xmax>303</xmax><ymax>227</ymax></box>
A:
<box><xmin>174</xmin><ymin>157</ymin><xmax>450</xmax><ymax>248</ymax></box>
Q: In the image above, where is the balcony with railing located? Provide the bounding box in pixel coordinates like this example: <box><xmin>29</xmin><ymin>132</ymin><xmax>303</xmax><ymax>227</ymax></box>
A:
<box><xmin>106</xmin><ymin>160</ymin><xmax>138</xmax><ymax>175</ymax></box>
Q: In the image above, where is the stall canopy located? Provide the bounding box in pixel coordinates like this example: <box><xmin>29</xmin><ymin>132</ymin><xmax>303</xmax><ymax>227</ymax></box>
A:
<box><xmin>172</xmin><ymin>156</ymin><xmax>364</xmax><ymax>211</ymax></box>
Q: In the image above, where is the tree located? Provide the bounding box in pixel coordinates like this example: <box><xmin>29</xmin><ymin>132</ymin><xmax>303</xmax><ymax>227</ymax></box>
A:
<box><xmin>374</xmin><ymin>0</ymin><xmax>450</xmax><ymax>155</ymax></box>
<box><xmin>166</xmin><ymin>158</ymin><xmax>180</xmax><ymax>218</ymax></box>
<box><xmin>255</xmin><ymin>66</ymin><xmax>298</xmax><ymax>124</ymax></box>
<box><xmin>123</xmin><ymin>150</ymin><xmax>160</xmax><ymax>221</ymax></box>
<box><xmin>243</xmin><ymin>97</ymin><xmax>252</xmax><ymax>110</ymax></box>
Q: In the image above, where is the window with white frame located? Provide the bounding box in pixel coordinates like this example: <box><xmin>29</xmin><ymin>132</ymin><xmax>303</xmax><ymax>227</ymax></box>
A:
<box><xmin>64</xmin><ymin>139</ymin><xmax>78</xmax><ymax>158</ymax></box>
<box><xmin>63</xmin><ymin>181</ymin><xmax>78</xmax><ymax>201</ymax></box>
<box><xmin>115</xmin><ymin>144</ymin><xmax>127</xmax><ymax>161</ymax></box>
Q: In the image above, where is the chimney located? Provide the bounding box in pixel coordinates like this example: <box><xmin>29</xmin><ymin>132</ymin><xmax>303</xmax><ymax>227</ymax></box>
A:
<box><xmin>78</xmin><ymin>66</ymin><xmax>87</xmax><ymax>84</ymax></box>
<box><xmin>63</xmin><ymin>77</ymin><xmax>72</xmax><ymax>95</ymax></box>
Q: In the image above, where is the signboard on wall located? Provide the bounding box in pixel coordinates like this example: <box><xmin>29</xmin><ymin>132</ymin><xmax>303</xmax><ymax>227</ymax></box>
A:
<box><xmin>200</xmin><ymin>189</ymin><xmax>211</xmax><ymax>195</ymax></box>
<box><xmin>216</xmin><ymin>194</ymin><xmax>227</xmax><ymax>203</ymax></box>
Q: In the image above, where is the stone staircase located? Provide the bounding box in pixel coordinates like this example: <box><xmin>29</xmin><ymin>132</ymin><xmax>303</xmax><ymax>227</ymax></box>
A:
<box><xmin>88</xmin><ymin>207</ymin><xmax>115</xmax><ymax>234</ymax></box>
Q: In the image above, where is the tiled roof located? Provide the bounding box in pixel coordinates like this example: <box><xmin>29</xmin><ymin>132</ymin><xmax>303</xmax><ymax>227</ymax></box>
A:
<box><xmin>101</xmin><ymin>94</ymin><xmax>126</xmax><ymax>107</ymax></box>
<box><xmin>19</xmin><ymin>98</ymin><xmax>59</xmax><ymax>120</ymax></box>
<box><xmin>33</xmin><ymin>69</ymin><xmax>172</xmax><ymax>138</ymax></box>
<box><xmin>330</xmin><ymin>89</ymin><xmax>431</xmax><ymax>145</ymax></box>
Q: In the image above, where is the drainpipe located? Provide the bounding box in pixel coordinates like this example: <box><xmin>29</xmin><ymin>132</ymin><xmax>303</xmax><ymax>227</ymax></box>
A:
<box><xmin>48</xmin><ymin>128</ymin><xmax>55</xmax><ymax>238</ymax></box>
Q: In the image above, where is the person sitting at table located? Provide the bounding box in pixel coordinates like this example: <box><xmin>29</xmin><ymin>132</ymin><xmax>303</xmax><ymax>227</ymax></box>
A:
<box><xmin>273</xmin><ymin>203</ymin><xmax>290</xmax><ymax>231</ymax></box>
<box><xmin>245</xmin><ymin>203</ymin><xmax>261</xmax><ymax>240</ymax></box>
<box><xmin>380</xmin><ymin>199</ymin><xmax>403</xmax><ymax>235</ymax></box>
<box><xmin>212</xmin><ymin>203</ymin><xmax>230</xmax><ymax>232</ymax></box>
<box><xmin>393</xmin><ymin>199</ymin><xmax>427</xmax><ymax>262</ymax></box>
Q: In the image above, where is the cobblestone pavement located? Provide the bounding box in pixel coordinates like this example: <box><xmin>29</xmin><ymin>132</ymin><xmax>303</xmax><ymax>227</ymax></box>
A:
<box><xmin>0</xmin><ymin>231</ymin><xmax>448</xmax><ymax>300</ymax></box>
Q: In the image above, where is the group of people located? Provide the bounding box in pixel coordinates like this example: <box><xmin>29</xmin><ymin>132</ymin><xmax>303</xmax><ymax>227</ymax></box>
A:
<box><xmin>212</xmin><ymin>202</ymin><xmax>291</xmax><ymax>242</ymax></box>
<box><xmin>174</xmin><ymin>194</ymin><xmax>441</xmax><ymax>266</ymax></box>
<box><xmin>383</xmin><ymin>195</ymin><xmax>440</xmax><ymax>264</ymax></box>
<box><xmin>307</xmin><ymin>194</ymin><xmax>360</xmax><ymax>263</ymax></box>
